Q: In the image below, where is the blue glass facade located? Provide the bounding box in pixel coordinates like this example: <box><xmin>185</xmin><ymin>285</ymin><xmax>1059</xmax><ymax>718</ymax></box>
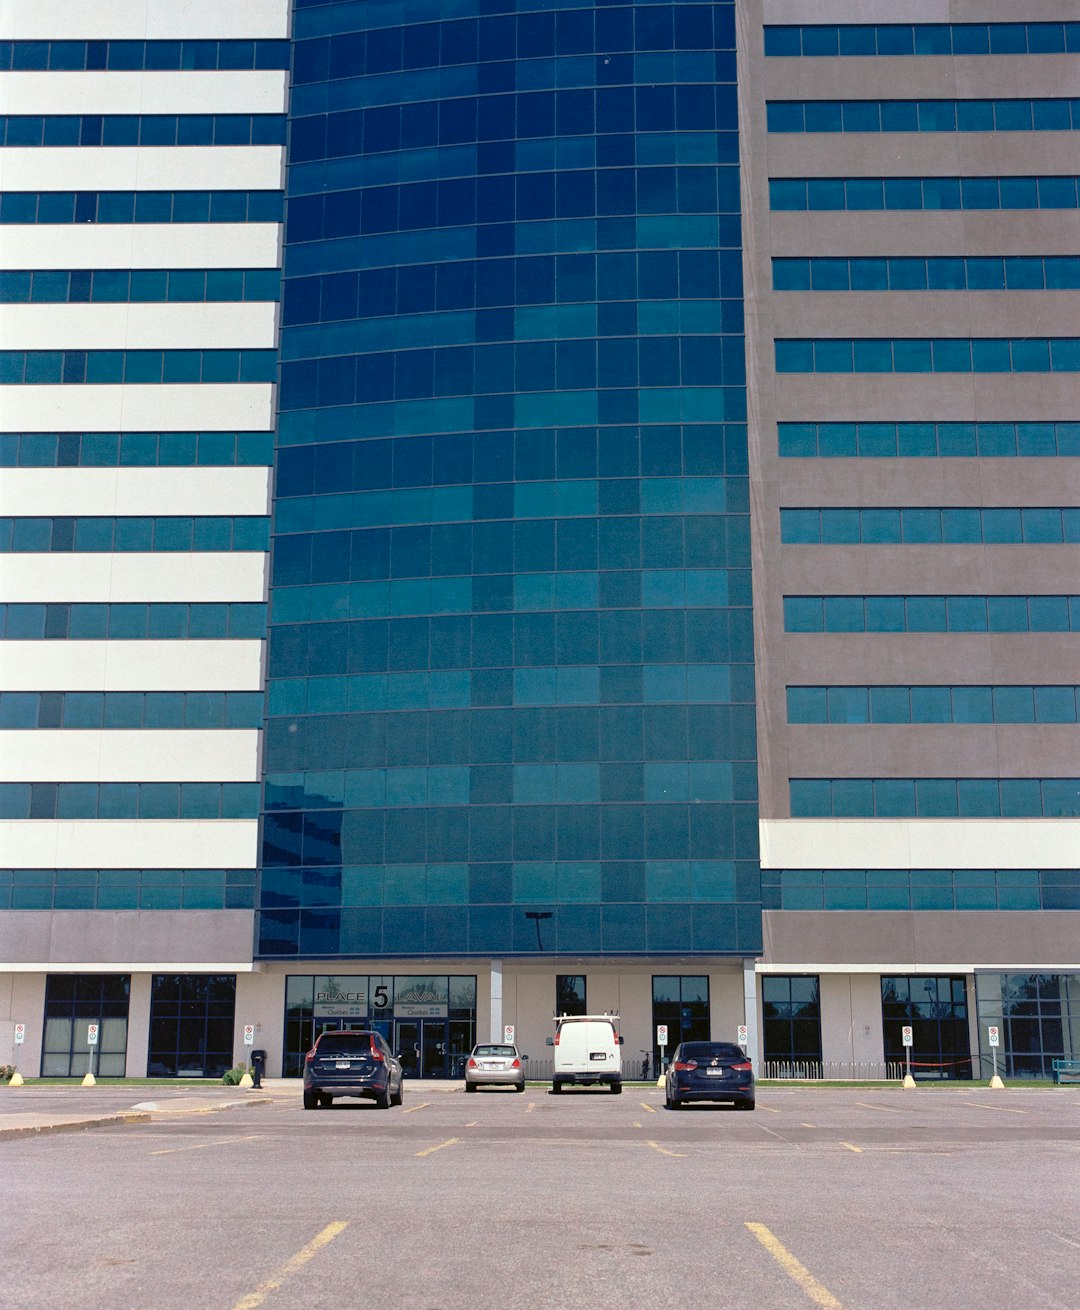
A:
<box><xmin>257</xmin><ymin>0</ymin><xmax>760</xmax><ymax>960</ymax></box>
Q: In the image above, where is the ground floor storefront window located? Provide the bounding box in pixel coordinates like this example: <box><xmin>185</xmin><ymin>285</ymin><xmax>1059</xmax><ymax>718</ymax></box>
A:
<box><xmin>43</xmin><ymin>974</ymin><xmax>129</xmax><ymax>1076</ymax></box>
<box><xmin>284</xmin><ymin>974</ymin><xmax>476</xmax><ymax>1078</ymax></box>
<box><xmin>762</xmin><ymin>975</ymin><xmax>822</xmax><ymax>1073</ymax></box>
<box><xmin>148</xmin><ymin>974</ymin><xmax>236</xmax><ymax>1077</ymax></box>
<box><xmin>881</xmin><ymin>975</ymin><xmax>971</xmax><ymax>1079</ymax></box>
<box><xmin>976</xmin><ymin>973</ymin><xmax>1079</xmax><ymax>1078</ymax></box>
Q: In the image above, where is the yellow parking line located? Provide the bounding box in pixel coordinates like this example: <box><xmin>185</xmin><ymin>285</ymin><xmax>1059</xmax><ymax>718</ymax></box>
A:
<box><xmin>526</xmin><ymin>1101</ymin><xmax>537</xmax><ymax>1113</ymax></box>
<box><xmin>800</xmin><ymin>1123</ymin><xmax>815</xmax><ymax>1128</ymax></box>
<box><xmin>465</xmin><ymin>1121</ymin><xmax>478</xmax><ymax>1127</ymax></box>
<box><xmin>745</xmin><ymin>1223</ymin><xmax>845</xmax><ymax>1309</ymax></box>
<box><xmin>967</xmin><ymin>1102</ymin><xmax>1025</xmax><ymax>1114</ymax></box>
<box><xmin>840</xmin><ymin>1142</ymin><xmax>862</xmax><ymax>1153</ymax></box>
<box><xmin>640</xmin><ymin>1102</ymin><xmax>657</xmax><ymax>1113</ymax></box>
<box><xmin>229</xmin><ymin>1222</ymin><xmax>348</xmax><ymax>1310</ymax></box>
<box><xmin>151</xmin><ymin>1135</ymin><xmax>261</xmax><ymax>1156</ymax></box>
<box><xmin>647</xmin><ymin>1140</ymin><xmax>687</xmax><ymax>1158</ymax></box>
<box><xmin>855</xmin><ymin>1101</ymin><xmax>901</xmax><ymax>1113</ymax></box>
<box><xmin>759</xmin><ymin>1105</ymin><xmax>781</xmax><ymax>1114</ymax></box>
<box><xmin>401</xmin><ymin>1102</ymin><xmax>429</xmax><ymax>1115</ymax></box>
<box><xmin>415</xmin><ymin>1137</ymin><xmax>460</xmax><ymax>1158</ymax></box>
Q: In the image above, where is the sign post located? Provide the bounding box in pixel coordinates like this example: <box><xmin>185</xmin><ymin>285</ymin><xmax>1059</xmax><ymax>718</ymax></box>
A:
<box><xmin>82</xmin><ymin>1022</ymin><xmax>99</xmax><ymax>1087</ymax></box>
<box><xmin>901</xmin><ymin>1024</ymin><xmax>915</xmax><ymax>1088</ymax></box>
<box><xmin>9</xmin><ymin>1023</ymin><xmax>26</xmax><ymax>1086</ymax></box>
<box><xmin>987</xmin><ymin>1025</ymin><xmax>1004</xmax><ymax>1088</ymax></box>
<box><xmin>656</xmin><ymin>1024</ymin><xmax>668</xmax><ymax>1072</ymax></box>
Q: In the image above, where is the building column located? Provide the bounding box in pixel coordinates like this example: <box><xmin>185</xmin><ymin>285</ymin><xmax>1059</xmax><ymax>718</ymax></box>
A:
<box><xmin>126</xmin><ymin>973</ymin><xmax>153</xmax><ymax>1078</ymax></box>
<box><xmin>742</xmin><ymin>958</ymin><xmax>759</xmax><ymax>1072</ymax></box>
<box><xmin>489</xmin><ymin>960</ymin><xmax>503</xmax><ymax>1043</ymax></box>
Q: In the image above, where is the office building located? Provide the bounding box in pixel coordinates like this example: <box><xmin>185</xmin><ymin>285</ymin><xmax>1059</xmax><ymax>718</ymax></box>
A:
<box><xmin>1</xmin><ymin>0</ymin><xmax>1076</xmax><ymax>1081</ymax></box>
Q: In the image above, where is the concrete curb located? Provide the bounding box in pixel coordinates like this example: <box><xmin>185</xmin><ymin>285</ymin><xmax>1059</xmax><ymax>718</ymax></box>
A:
<box><xmin>0</xmin><ymin>1095</ymin><xmax>277</xmax><ymax>1140</ymax></box>
<box><xmin>0</xmin><ymin>1112</ymin><xmax>152</xmax><ymax>1141</ymax></box>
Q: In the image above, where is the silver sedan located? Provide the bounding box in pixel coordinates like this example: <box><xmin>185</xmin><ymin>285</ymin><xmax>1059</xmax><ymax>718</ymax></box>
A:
<box><xmin>464</xmin><ymin>1044</ymin><xmax>527</xmax><ymax>1092</ymax></box>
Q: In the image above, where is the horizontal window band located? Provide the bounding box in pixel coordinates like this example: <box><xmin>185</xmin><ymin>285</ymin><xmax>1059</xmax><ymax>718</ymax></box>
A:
<box><xmin>0</xmin><ymin>349</ymin><xmax>277</xmax><ymax>385</ymax></box>
<box><xmin>761</xmin><ymin>867</ymin><xmax>1079</xmax><ymax>913</ymax></box>
<box><xmin>0</xmin><ymin>114</ymin><xmax>286</xmax><ymax>148</ymax></box>
<box><xmin>778</xmin><ymin>421</ymin><xmax>1080</xmax><ymax>458</ymax></box>
<box><xmin>791</xmin><ymin>777</ymin><xmax>1080</xmax><ymax>818</ymax></box>
<box><xmin>0</xmin><ymin>516</ymin><xmax>270</xmax><ymax>553</ymax></box>
<box><xmin>0</xmin><ymin>269</ymin><xmax>280</xmax><ymax>304</ymax></box>
<box><xmin>0</xmin><ymin>39</ymin><xmax>290</xmax><ymax>72</ymax></box>
<box><xmin>781</xmin><ymin>506</ymin><xmax>1080</xmax><ymax>545</ymax></box>
<box><xmin>784</xmin><ymin>595</ymin><xmax>1080</xmax><ymax>633</ymax></box>
<box><xmin>773</xmin><ymin>256</ymin><xmax>1080</xmax><ymax>293</ymax></box>
<box><xmin>0</xmin><ymin>691</ymin><xmax>264</xmax><ymax>730</ymax></box>
<box><xmin>0</xmin><ymin>602</ymin><xmax>266</xmax><ymax>640</ymax></box>
<box><xmin>0</xmin><ymin>782</ymin><xmax>260</xmax><ymax>820</ymax></box>
<box><xmin>787</xmin><ymin>685</ymin><xmax>1080</xmax><ymax>724</ymax></box>
<box><xmin>267</xmin><ymin>664</ymin><xmax>751</xmax><ymax>715</ymax></box>
<box><xmin>767</xmin><ymin>99</ymin><xmax>1080</xmax><ymax>134</ymax></box>
<box><xmin>775</xmin><ymin>338</ymin><xmax>1080</xmax><ymax>374</ymax></box>
<box><xmin>769</xmin><ymin>176</ymin><xmax>1080</xmax><ymax>212</ymax></box>
<box><xmin>0</xmin><ymin>191</ymin><xmax>283</xmax><ymax>225</ymax></box>
<box><xmin>0</xmin><ymin>432</ymin><xmax>274</xmax><ymax>468</ymax></box>
<box><xmin>765</xmin><ymin>23</ymin><xmax>1080</xmax><ymax>58</ymax></box>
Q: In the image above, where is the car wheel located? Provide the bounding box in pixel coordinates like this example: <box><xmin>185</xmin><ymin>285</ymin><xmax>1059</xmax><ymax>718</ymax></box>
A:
<box><xmin>552</xmin><ymin>1080</ymin><xmax>562</xmax><ymax>1094</ymax></box>
<box><xmin>465</xmin><ymin>1080</ymin><xmax>477</xmax><ymax>1093</ymax></box>
<box><xmin>737</xmin><ymin>1099</ymin><xmax>756</xmax><ymax>1112</ymax></box>
<box><xmin>319</xmin><ymin>1094</ymin><xmax>333</xmax><ymax>1108</ymax></box>
<box><xmin>391</xmin><ymin>1081</ymin><xmax>403</xmax><ymax>1107</ymax></box>
<box><xmin>611</xmin><ymin>1081</ymin><xmax>622</xmax><ymax>1095</ymax></box>
<box><xmin>303</xmin><ymin>1089</ymin><xmax>319</xmax><ymax>1110</ymax></box>
<box><xmin>515</xmin><ymin>1081</ymin><xmax>526</xmax><ymax>1093</ymax></box>
<box><xmin>670</xmin><ymin>1095</ymin><xmax>683</xmax><ymax>1110</ymax></box>
<box><xmin>374</xmin><ymin>1084</ymin><xmax>391</xmax><ymax>1110</ymax></box>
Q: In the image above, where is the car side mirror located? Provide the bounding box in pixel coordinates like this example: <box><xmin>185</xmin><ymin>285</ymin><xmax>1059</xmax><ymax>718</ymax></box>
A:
<box><xmin>546</xmin><ymin>1036</ymin><xmax>554</xmax><ymax>1046</ymax></box>
<box><xmin>521</xmin><ymin>1055</ymin><xmax>529</xmax><ymax>1062</ymax></box>
<box><xmin>618</xmin><ymin>1036</ymin><xmax>624</xmax><ymax>1044</ymax></box>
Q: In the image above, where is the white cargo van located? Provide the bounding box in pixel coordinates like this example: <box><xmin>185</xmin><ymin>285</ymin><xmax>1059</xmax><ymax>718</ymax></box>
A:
<box><xmin>546</xmin><ymin>1014</ymin><xmax>623</xmax><ymax>1093</ymax></box>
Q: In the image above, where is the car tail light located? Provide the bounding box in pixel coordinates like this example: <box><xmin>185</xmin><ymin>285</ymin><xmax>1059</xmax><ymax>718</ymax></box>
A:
<box><xmin>467</xmin><ymin>1058</ymin><xmax>477</xmax><ymax>1069</ymax></box>
<box><xmin>369</xmin><ymin>1037</ymin><xmax>384</xmax><ymax>1062</ymax></box>
<box><xmin>730</xmin><ymin>1061</ymin><xmax>753</xmax><ymax>1072</ymax></box>
<box><xmin>304</xmin><ymin>1050</ymin><xmax>315</xmax><ymax>1063</ymax></box>
<box><xmin>553</xmin><ymin>1030</ymin><xmax>560</xmax><ymax>1045</ymax></box>
<box><xmin>673</xmin><ymin>1060</ymin><xmax>697</xmax><ymax>1071</ymax></box>
<box><xmin>511</xmin><ymin>1058</ymin><xmax>520</xmax><ymax>1069</ymax></box>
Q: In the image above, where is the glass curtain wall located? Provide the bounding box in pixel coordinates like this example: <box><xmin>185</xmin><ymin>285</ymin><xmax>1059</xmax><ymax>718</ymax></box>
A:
<box><xmin>761</xmin><ymin>975</ymin><xmax>821</xmax><ymax>1071</ymax></box>
<box><xmin>258</xmin><ymin>1</ymin><xmax>760</xmax><ymax>959</ymax></box>
<box><xmin>147</xmin><ymin>974</ymin><xmax>237</xmax><ymax>1077</ymax></box>
<box><xmin>881</xmin><ymin>975</ymin><xmax>971</xmax><ymax>1079</ymax></box>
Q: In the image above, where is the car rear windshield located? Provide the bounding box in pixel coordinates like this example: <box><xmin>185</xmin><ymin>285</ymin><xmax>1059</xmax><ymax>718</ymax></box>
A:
<box><xmin>680</xmin><ymin>1042</ymin><xmax>744</xmax><ymax>1059</ymax></box>
<box><xmin>474</xmin><ymin>1045</ymin><xmax>515</xmax><ymax>1057</ymax></box>
<box><xmin>316</xmin><ymin>1033</ymin><xmax>373</xmax><ymax>1056</ymax></box>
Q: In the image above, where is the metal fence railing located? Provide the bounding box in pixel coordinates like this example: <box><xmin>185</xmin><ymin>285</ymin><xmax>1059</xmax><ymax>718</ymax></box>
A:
<box><xmin>760</xmin><ymin>1061</ymin><xmax>907</xmax><ymax>1081</ymax></box>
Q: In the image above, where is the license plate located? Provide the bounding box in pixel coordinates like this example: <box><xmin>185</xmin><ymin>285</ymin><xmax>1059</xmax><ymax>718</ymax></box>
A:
<box><xmin>335</xmin><ymin>1061</ymin><xmax>350</xmax><ymax>1069</ymax></box>
<box><xmin>589</xmin><ymin>1052</ymin><xmax>607</xmax><ymax>1060</ymax></box>
<box><xmin>706</xmin><ymin>1068</ymin><xmax>726</xmax><ymax>1077</ymax></box>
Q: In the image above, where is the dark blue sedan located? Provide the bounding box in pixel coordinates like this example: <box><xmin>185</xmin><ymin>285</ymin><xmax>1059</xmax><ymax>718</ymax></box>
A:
<box><xmin>664</xmin><ymin>1041</ymin><xmax>755</xmax><ymax>1110</ymax></box>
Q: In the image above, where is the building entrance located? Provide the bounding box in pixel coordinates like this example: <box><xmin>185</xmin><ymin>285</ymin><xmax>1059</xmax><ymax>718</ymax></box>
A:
<box><xmin>395</xmin><ymin>1019</ymin><xmax>450</xmax><ymax>1079</ymax></box>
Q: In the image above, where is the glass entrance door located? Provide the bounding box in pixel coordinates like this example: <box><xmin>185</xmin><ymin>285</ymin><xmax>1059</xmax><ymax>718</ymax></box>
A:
<box><xmin>395</xmin><ymin>1019</ymin><xmax>448</xmax><ymax>1078</ymax></box>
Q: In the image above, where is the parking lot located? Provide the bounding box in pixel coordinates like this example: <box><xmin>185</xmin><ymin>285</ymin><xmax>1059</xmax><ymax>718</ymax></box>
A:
<box><xmin>2</xmin><ymin>1083</ymin><xmax>1078</xmax><ymax>1310</ymax></box>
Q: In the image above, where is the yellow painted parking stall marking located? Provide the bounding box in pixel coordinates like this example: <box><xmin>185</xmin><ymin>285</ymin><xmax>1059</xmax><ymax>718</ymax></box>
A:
<box><xmin>758</xmin><ymin>1105</ymin><xmax>781</xmax><ymax>1114</ymax></box>
<box><xmin>647</xmin><ymin>1140</ymin><xmax>686</xmax><ymax>1158</ymax></box>
<box><xmin>526</xmin><ymin>1101</ymin><xmax>537</xmax><ymax>1113</ymax></box>
<box><xmin>640</xmin><ymin>1102</ymin><xmax>656</xmax><ymax>1113</ymax></box>
<box><xmin>855</xmin><ymin>1101</ymin><xmax>901</xmax><ymax>1113</ymax></box>
<box><xmin>745</xmin><ymin>1223</ymin><xmax>845</xmax><ymax>1309</ymax></box>
<box><xmin>401</xmin><ymin>1102</ymin><xmax>429</xmax><ymax>1114</ymax></box>
<box><xmin>840</xmin><ymin>1142</ymin><xmax>862</xmax><ymax>1153</ymax></box>
<box><xmin>229</xmin><ymin>1221</ymin><xmax>348</xmax><ymax>1310</ymax></box>
<box><xmin>416</xmin><ymin>1137</ymin><xmax>460</xmax><ymax>1157</ymax></box>
<box><xmin>967</xmin><ymin>1101</ymin><xmax>1025</xmax><ymax>1114</ymax></box>
<box><xmin>151</xmin><ymin>1135</ymin><xmax>261</xmax><ymax>1156</ymax></box>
